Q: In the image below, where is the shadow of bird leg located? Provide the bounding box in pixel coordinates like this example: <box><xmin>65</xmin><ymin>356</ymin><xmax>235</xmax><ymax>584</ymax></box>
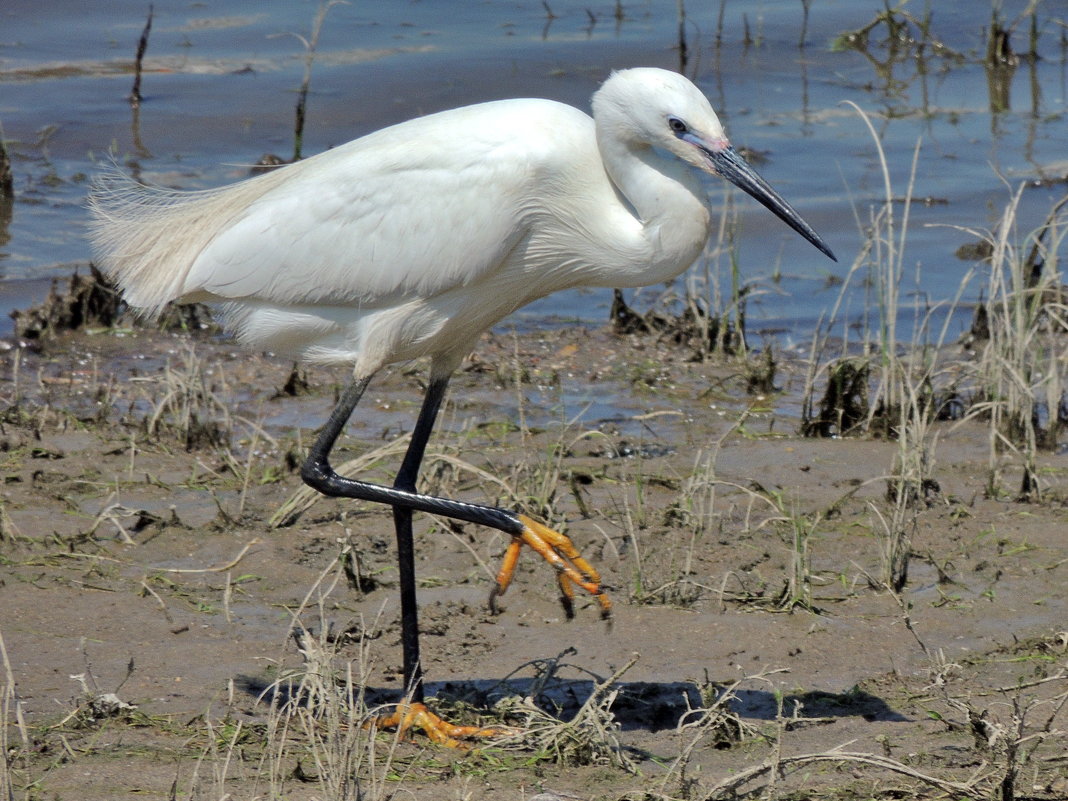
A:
<box><xmin>489</xmin><ymin>514</ymin><xmax>613</xmax><ymax>623</ymax></box>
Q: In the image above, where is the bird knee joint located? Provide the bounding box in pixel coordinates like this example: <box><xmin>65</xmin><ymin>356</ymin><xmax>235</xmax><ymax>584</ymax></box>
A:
<box><xmin>300</xmin><ymin>457</ymin><xmax>333</xmax><ymax>490</ymax></box>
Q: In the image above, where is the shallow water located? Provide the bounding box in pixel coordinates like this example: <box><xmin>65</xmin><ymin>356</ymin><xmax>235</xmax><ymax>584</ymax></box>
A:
<box><xmin>1</xmin><ymin>0</ymin><xmax>1065</xmax><ymax>343</ymax></box>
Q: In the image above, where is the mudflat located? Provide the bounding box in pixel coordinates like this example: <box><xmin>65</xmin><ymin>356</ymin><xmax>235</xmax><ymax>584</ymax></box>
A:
<box><xmin>2</xmin><ymin>308</ymin><xmax>1066</xmax><ymax>800</ymax></box>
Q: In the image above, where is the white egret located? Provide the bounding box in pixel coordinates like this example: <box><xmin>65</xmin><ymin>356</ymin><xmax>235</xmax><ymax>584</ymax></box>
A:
<box><xmin>89</xmin><ymin>67</ymin><xmax>835</xmax><ymax>744</ymax></box>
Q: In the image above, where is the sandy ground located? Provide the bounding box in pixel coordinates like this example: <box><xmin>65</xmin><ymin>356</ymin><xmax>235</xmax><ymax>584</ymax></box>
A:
<box><xmin>2</xmin><ymin>315</ymin><xmax>1067</xmax><ymax>800</ymax></box>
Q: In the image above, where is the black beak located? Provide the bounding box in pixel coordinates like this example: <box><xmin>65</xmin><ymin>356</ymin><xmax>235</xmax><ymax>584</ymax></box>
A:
<box><xmin>706</xmin><ymin>145</ymin><xmax>836</xmax><ymax>262</ymax></box>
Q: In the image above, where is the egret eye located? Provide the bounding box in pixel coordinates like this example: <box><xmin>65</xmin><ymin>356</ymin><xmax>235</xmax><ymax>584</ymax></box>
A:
<box><xmin>669</xmin><ymin>117</ymin><xmax>688</xmax><ymax>134</ymax></box>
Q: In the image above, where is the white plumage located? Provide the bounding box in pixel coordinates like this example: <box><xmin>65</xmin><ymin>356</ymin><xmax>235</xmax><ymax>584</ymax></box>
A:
<box><xmin>90</xmin><ymin>68</ymin><xmax>832</xmax><ymax>379</ymax></box>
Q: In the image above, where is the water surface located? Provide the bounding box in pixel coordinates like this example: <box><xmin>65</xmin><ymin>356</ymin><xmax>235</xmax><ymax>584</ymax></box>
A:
<box><xmin>1</xmin><ymin>0</ymin><xmax>1064</xmax><ymax>344</ymax></box>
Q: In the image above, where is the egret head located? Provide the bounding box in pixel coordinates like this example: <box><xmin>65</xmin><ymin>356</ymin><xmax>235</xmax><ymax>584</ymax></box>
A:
<box><xmin>593</xmin><ymin>67</ymin><xmax>728</xmax><ymax>166</ymax></box>
<box><xmin>593</xmin><ymin>68</ymin><xmax>836</xmax><ymax>262</ymax></box>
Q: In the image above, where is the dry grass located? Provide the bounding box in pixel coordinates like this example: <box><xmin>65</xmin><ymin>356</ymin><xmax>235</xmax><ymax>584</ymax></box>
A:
<box><xmin>953</xmin><ymin>189</ymin><xmax>1068</xmax><ymax>500</ymax></box>
<box><xmin>1</xmin><ymin>629</ymin><xmax>31</xmax><ymax>801</ymax></box>
<box><xmin>493</xmin><ymin>655</ymin><xmax>641</xmax><ymax>772</ymax></box>
<box><xmin>137</xmin><ymin>345</ymin><xmax>233</xmax><ymax>451</ymax></box>
<box><xmin>796</xmin><ymin>102</ymin><xmax>1067</xmax><ymax>598</ymax></box>
<box><xmin>181</xmin><ymin>552</ymin><xmax>399</xmax><ymax>800</ymax></box>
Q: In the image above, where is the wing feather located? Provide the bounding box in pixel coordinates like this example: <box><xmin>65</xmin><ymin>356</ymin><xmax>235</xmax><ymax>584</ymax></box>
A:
<box><xmin>89</xmin><ymin>97</ymin><xmax>600</xmax><ymax>367</ymax></box>
<box><xmin>185</xmin><ymin>126</ymin><xmax>535</xmax><ymax>309</ymax></box>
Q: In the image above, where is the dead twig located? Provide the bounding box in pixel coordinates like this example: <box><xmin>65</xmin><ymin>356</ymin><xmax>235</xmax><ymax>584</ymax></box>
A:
<box><xmin>149</xmin><ymin>538</ymin><xmax>261</xmax><ymax>574</ymax></box>
<box><xmin>129</xmin><ymin>5</ymin><xmax>154</xmax><ymax>107</ymax></box>
<box><xmin>701</xmin><ymin>745</ymin><xmax>990</xmax><ymax>799</ymax></box>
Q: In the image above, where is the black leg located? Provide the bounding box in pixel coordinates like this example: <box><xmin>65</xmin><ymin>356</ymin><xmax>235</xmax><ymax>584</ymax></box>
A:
<box><xmin>300</xmin><ymin>372</ymin><xmax>612</xmax><ymax>717</ymax></box>
<box><xmin>301</xmin><ymin>374</ymin><xmax>524</xmax><ymax>702</ymax></box>
<box><xmin>391</xmin><ymin>376</ymin><xmax>450</xmax><ymax>704</ymax></box>
<box><xmin>303</xmin><ymin>374</ymin><xmax>374</xmax><ymax>475</ymax></box>
<box><xmin>302</xmin><ymin>376</ymin><xmax>524</xmax><ymax>535</ymax></box>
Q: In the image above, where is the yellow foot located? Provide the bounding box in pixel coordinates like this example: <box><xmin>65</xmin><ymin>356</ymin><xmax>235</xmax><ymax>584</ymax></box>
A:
<box><xmin>489</xmin><ymin>514</ymin><xmax>612</xmax><ymax>622</ymax></box>
<box><xmin>372</xmin><ymin>702</ymin><xmax>512</xmax><ymax>748</ymax></box>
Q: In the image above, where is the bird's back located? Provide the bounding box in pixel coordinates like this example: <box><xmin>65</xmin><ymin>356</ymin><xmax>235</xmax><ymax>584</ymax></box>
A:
<box><xmin>90</xmin><ymin>97</ymin><xmax>609</xmax><ymax>369</ymax></box>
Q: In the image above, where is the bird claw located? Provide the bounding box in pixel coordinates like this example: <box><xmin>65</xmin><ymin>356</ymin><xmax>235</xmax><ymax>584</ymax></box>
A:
<box><xmin>371</xmin><ymin>702</ymin><xmax>513</xmax><ymax>748</ymax></box>
<box><xmin>489</xmin><ymin>514</ymin><xmax>612</xmax><ymax>622</ymax></box>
